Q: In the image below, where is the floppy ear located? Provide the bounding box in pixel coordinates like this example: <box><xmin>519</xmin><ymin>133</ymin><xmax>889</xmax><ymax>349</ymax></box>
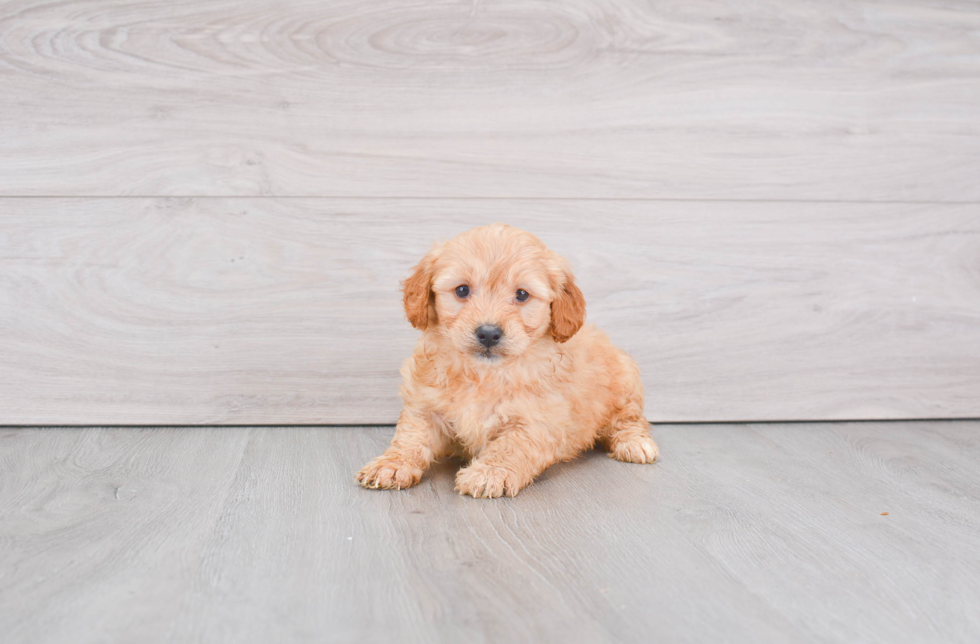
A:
<box><xmin>550</xmin><ymin>269</ymin><xmax>586</xmax><ymax>343</ymax></box>
<box><xmin>402</xmin><ymin>252</ymin><xmax>437</xmax><ymax>330</ymax></box>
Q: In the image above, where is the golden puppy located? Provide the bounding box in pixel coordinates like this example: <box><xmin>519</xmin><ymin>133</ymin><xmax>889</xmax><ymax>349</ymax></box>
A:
<box><xmin>357</xmin><ymin>224</ymin><xmax>658</xmax><ymax>498</ymax></box>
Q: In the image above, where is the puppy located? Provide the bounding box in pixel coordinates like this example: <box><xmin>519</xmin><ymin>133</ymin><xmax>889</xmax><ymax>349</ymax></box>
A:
<box><xmin>357</xmin><ymin>224</ymin><xmax>658</xmax><ymax>498</ymax></box>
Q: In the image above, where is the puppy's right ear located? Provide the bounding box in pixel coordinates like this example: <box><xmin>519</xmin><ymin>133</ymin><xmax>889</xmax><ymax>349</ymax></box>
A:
<box><xmin>402</xmin><ymin>251</ymin><xmax>437</xmax><ymax>330</ymax></box>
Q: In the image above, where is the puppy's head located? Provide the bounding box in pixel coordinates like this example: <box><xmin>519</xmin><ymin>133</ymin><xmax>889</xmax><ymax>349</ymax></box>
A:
<box><xmin>403</xmin><ymin>224</ymin><xmax>586</xmax><ymax>363</ymax></box>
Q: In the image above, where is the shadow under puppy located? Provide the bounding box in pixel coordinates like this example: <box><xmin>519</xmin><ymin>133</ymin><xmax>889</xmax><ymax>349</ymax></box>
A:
<box><xmin>357</xmin><ymin>224</ymin><xmax>658</xmax><ymax>498</ymax></box>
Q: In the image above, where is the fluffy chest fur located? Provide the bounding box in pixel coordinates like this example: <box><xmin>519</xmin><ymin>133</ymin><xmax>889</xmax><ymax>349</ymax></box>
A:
<box><xmin>407</xmin><ymin>334</ymin><xmax>576</xmax><ymax>456</ymax></box>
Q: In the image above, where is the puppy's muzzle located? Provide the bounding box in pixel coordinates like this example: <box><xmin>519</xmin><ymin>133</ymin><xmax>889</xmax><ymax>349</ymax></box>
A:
<box><xmin>475</xmin><ymin>324</ymin><xmax>503</xmax><ymax>349</ymax></box>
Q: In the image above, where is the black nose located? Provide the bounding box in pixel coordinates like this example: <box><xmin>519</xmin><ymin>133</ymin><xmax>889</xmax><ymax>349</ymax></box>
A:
<box><xmin>476</xmin><ymin>324</ymin><xmax>503</xmax><ymax>349</ymax></box>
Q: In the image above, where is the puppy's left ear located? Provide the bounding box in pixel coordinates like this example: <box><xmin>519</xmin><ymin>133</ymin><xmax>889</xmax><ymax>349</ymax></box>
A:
<box><xmin>402</xmin><ymin>250</ymin><xmax>438</xmax><ymax>330</ymax></box>
<box><xmin>550</xmin><ymin>265</ymin><xmax>586</xmax><ymax>343</ymax></box>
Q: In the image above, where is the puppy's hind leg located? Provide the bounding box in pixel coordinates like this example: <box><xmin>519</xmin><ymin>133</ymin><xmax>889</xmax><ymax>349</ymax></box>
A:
<box><xmin>604</xmin><ymin>417</ymin><xmax>659</xmax><ymax>464</ymax></box>
<box><xmin>357</xmin><ymin>409</ymin><xmax>450</xmax><ymax>490</ymax></box>
<box><xmin>600</xmin><ymin>356</ymin><xmax>659</xmax><ymax>464</ymax></box>
<box><xmin>602</xmin><ymin>390</ymin><xmax>659</xmax><ymax>465</ymax></box>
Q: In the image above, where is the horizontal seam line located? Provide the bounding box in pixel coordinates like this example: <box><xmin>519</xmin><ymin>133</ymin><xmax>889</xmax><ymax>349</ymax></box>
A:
<box><xmin>0</xmin><ymin>196</ymin><xmax>979</xmax><ymax>205</ymax></box>
<box><xmin>3</xmin><ymin>418</ymin><xmax>978</xmax><ymax>429</ymax></box>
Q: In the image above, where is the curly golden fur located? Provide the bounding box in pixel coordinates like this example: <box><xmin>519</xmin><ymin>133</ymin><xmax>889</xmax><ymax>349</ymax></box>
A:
<box><xmin>357</xmin><ymin>224</ymin><xmax>658</xmax><ymax>498</ymax></box>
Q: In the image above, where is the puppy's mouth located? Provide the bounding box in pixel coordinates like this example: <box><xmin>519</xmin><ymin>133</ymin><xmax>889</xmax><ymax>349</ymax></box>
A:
<box><xmin>474</xmin><ymin>348</ymin><xmax>502</xmax><ymax>361</ymax></box>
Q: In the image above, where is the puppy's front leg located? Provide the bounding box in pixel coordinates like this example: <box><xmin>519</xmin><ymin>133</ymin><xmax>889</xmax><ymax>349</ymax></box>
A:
<box><xmin>357</xmin><ymin>409</ymin><xmax>447</xmax><ymax>490</ymax></box>
<box><xmin>455</xmin><ymin>422</ymin><xmax>559</xmax><ymax>499</ymax></box>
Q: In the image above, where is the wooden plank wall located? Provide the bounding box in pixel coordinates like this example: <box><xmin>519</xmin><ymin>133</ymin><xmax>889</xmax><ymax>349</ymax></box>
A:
<box><xmin>1</xmin><ymin>0</ymin><xmax>978</xmax><ymax>423</ymax></box>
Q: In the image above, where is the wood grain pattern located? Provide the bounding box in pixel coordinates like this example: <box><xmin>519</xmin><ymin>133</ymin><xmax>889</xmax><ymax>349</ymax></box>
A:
<box><xmin>1</xmin><ymin>0</ymin><xmax>979</xmax><ymax>199</ymax></box>
<box><xmin>2</xmin><ymin>198</ymin><xmax>978</xmax><ymax>424</ymax></box>
<box><xmin>1</xmin><ymin>422</ymin><xmax>979</xmax><ymax>643</ymax></box>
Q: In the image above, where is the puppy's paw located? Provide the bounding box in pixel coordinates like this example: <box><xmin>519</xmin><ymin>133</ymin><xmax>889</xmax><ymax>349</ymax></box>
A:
<box><xmin>357</xmin><ymin>455</ymin><xmax>423</xmax><ymax>490</ymax></box>
<box><xmin>455</xmin><ymin>462</ymin><xmax>526</xmax><ymax>499</ymax></box>
<box><xmin>608</xmin><ymin>434</ymin><xmax>659</xmax><ymax>464</ymax></box>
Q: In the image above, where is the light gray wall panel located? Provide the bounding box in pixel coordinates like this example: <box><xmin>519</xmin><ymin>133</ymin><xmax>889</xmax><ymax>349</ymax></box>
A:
<box><xmin>2</xmin><ymin>198</ymin><xmax>977</xmax><ymax>424</ymax></box>
<box><xmin>0</xmin><ymin>0</ymin><xmax>978</xmax><ymax>200</ymax></box>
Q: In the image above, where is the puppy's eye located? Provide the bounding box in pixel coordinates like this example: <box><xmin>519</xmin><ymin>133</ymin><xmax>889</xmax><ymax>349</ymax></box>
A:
<box><xmin>515</xmin><ymin>289</ymin><xmax>529</xmax><ymax>302</ymax></box>
<box><xmin>455</xmin><ymin>285</ymin><xmax>470</xmax><ymax>299</ymax></box>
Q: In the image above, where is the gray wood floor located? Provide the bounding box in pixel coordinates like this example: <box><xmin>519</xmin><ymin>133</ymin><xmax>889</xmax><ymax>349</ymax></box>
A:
<box><xmin>2</xmin><ymin>422</ymin><xmax>978</xmax><ymax>643</ymax></box>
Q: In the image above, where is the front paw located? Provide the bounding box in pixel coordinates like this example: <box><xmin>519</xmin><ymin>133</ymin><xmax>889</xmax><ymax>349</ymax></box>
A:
<box><xmin>455</xmin><ymin>462</ymin><xmax>526</xmax><ymax>499</ymax></box>
<box><xmin>357</xmin><ymin>454</ymin><xmax>423</xmax><ymax>490</ymax></box>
